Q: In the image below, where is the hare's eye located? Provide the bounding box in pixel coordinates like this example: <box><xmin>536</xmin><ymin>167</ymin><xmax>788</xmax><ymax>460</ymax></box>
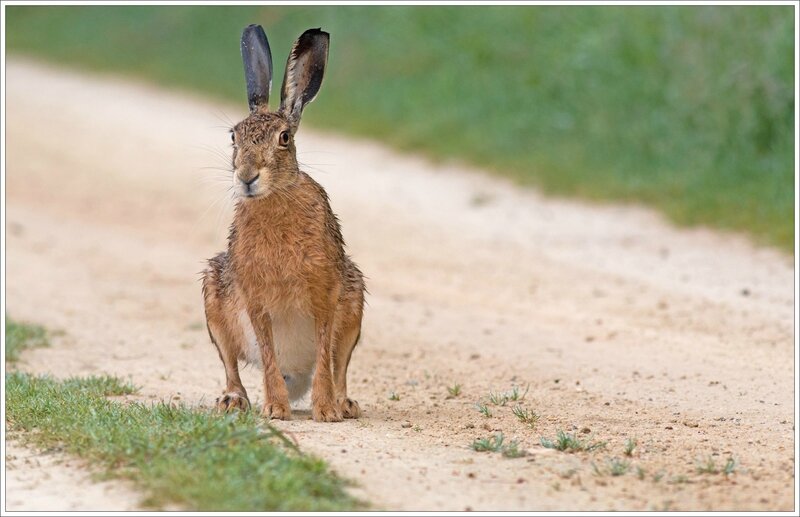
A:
<box><xmin>230</xmin><ymin>133</ymin><xmax>235</xmax><ymax>144</ymax></box>
<box><xmin>279</xmin><ymin>131</ymin><xmax>290</xmax><ymax>146</ymax></box>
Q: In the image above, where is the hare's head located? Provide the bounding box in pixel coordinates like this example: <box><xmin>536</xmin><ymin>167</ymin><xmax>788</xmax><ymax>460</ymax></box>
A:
<box><xmin>231</xmin><ymin>25</ymin><xmax>329</xmax><ymax>198</ymax></box>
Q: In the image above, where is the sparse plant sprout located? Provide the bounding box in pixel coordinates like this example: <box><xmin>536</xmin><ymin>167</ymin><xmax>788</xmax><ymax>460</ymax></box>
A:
<box><xmin>670</xmin><ymin>474</ymin><xmax>690</xmax><ymax>484</ymax></box>
<box><xmin>471</xmin><ymin>433</ymin><xmax>525</xmax><ymax>458</ymax></box>
<box><xmin>559</xmin><ymin>468</ymin><xmax>578</xmax><ymax>479</ymax></box>
<box><xmin>501</xmin><ymin>439</ymin><xmax>526</xmax><ymax>458</ymax></box>
<box><xmin>388</xmin><ymin>391</ymin><xmax>400</xmax><ymax>401</ymax></box>
<box><xmin>696</xmin><ymin>456</ymin><xmax>719</xmax><ymax>474</ymax></box>
<box><xmin>623</xmin><ymin>437</ymin><xmax>637</xmax><ymax>456</ymax></box>
<box><xmin>591</xmin><ymin>457</ymin><xmax>630</xmax><ymax>476</ymax></box>
<box><xmin>608</xmin><ymin>457</ymin><xmax>630</xmax><ymax>476</ymax></box>
<box><xmin>635</xmin><ymin>466</ymin><xmax>646</xmax><ymax>480</ymax></box>
<box><xmin>652</xmin><ymin>471</ymin><xmax>666</xmax><ymax>483</ymax></box>
<box><xmin>487</xmin><ymin>384</ymin><xmax>530</xmax><ymax>406</ymax></box>
<box><xmin>413</xmin><ymin>425</ymin><xmax>422</xmax><ymax>433</ymax></box>
<box><xmin>723</xmin><ymin>457</ymin><xmax>738</xmax><ymax>476</ymax></box>
<box><xmin>540</xmin><ymin>430</ymin><xmax>606</xmax><ymax>453</ymax></box>
<box><xmin>471</xmin><ymin>433</ymin><xmax>505</xmax><ymax>452</ymax></box>
<box><xmin>476</xmin><ymin>403</ymin><xmax>492</xmax><ymax>418</ymax></box>
<box><xmin>488</xmin><ymin>391</ymin><xmax>509</xmax><ymax>406</ymax></box>
<box><xmin>511</xmin><ymin>406</ymin><xmax>540</xmax><ymax>429</ymax></box>
<box><xmin>696</xmin><ymin>455</ymin><xmax>738</xmax><ymax>476</ymax></box>
<box><xmin>447</xmin><ymin>383</ymin><xmax>462</xmax><ymax>397</ymax></box>
<box><xmin>508</xmin><ymin>384</ymin><xmax>530</xmax><ymax>402</ymax></box>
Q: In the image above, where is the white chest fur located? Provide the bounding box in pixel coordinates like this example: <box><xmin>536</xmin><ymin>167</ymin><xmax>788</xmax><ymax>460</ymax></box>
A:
<box><xmin>238</xmin><ymin>309</ymin><xmax>316</xmax><ymax>401</ymax></box>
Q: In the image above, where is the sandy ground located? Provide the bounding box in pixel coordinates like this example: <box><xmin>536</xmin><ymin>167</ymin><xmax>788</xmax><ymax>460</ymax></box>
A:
<box><xmin>3</xmin><ymin>58</ymin><xmax>796</xmax><ymax>511</ymax></box>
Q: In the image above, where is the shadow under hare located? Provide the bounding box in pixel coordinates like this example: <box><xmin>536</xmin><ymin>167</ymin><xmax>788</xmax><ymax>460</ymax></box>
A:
<box><xmin>202</xmin><ymin>25</ymin><xmax>365</xmax><ymax>422</ymax></box>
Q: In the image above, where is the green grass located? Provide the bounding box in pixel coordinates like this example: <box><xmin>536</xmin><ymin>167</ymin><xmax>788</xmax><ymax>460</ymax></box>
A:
<box><xmin>696</xmin><ymin>455</ymin><xmax>739</xmax><ymax>476</ymax></box>
<box><xmin>540</xmin><ymin>430</ymin><xmax>607</xmax><ymax>453</ymax></box>
<box><xmin>476</xmin><ymin>402</ymin><xmax>492</xmax><ymax>418</ymax></box>
<box><xmin>470</xmin><ymin>432</ymin><xmax>526</xmax><ymax>458</ymax></box>
<box><xmin>5</xmin><ymin>6</ymin><xmax>795</xmax><ymax>250</ymax></box>
<box><xmin>5</xmin><ymin>316</ymin><xmax>49</xmax><ymax>363</ymax></box>
<box><xmin>511</xmin><ymin>405</ymin><xmax>541</xmax><ymax>429</ymax></box>
<box><xmin>446</xmin><ymin>383</ymin><xmax>462</xmax><ymax>397</ymax></box>
<box><xmin>623</xmin><ymin>437</ymin><xmax>637</xmax><ymax>457</ymax></box>
<box><xmin>5</xmin><ymin>372</ymin><xmax>359</xmax><ymax>511</ymax></box>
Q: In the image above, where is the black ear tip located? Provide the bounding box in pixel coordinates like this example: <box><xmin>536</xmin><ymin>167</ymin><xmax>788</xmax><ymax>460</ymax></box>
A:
<box><xmin>302</xmin><ymin>27</ymin><xmax>329</xmax><ymax>38</ymax></box>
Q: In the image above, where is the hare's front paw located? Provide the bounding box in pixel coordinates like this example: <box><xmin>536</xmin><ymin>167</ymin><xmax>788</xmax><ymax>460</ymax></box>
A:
<box><xmin>312</xmin><ymin>399</ymin><xmax>343</xmax><ymax>422</ymax></box>
<box><xmin>216</xmin><ymin>392</ymin><xmax>250</xmax><ymax>412</ymax></box>
<box><xmin>262</xmin><ymin>402</ymin><xmax>292</xmax><ymax>420</ymax></box>
<box><xmin>339</xmin><ymin>398</ymin><xmax>361</xmax><ymax>419</ymax></box>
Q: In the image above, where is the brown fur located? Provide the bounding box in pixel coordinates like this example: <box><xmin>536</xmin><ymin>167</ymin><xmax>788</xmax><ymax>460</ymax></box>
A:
<box><xmin>201</xmin><ymin>29</ymin><xmax>364</xmax><ymax>422</ymax></box>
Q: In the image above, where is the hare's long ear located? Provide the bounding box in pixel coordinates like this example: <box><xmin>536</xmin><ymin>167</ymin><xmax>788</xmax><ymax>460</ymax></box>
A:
<box><xmin>241</xmin><ymin>24</ymin><xmax>273</xmax><ymax>112</ymax></box>
<box><xmin>280</xmin><ymin>28</ymin><xmax>329</xmax><ymax>124</ymax></box>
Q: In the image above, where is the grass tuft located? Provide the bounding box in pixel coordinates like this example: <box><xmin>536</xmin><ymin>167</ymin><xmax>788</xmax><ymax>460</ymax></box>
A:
<box><xmin>623</xmin><ymin>437</ymin><xmax>637</xmax><ymax>457</ymax></box>
<box><xmin>723</xmin><ymin>457</ymin><xmax>738</xmax><ymax>476</ymax></box>
<box><xmin>511</xmin><ymin>406</ymin><xmax>540</xmax><ymax>429</ymax></box>
<box><xmin>487</xmin><ymin>384</ymin><xmax>529</xmax><ymax>406</ymax></box>
<box><xmin>5</xmin><ymin>372</ymin><xmax>359</xmax><ymax>511</ymax></box>
<box><xmin>446</xmin><ymin>383</ymin><xmax>462</xmax><ymax>397</ymax></box>
<box><xmin>471</xmin><ymin>433</ymin><xmax>505</xmax><ymax>452</ymax></box>
<box><xmin>5</xmin><ymin>316</ymin><xmax>49</xmax><ymax>363</ymax></box>
<box><xmin>487</xmin><ymin>391</ymin><xmax>509</xmax><ymax>406</ymax></box>
<box><xmin>476</xmin><ymin>403</ymin><xmax>492</xmax><ymax>418</ymax></box>
<box><xmin>696</xmin><ymin>455</ymin><xmax>738</xmax><ymax>476</ymax></box>
<box><xmin>540</xmin><ymin>430</ymin><xmax>606</xmax><ymax>453</ymax></box>
<box><xmin>470</xmin><ymin>432</ymin><xmax>526</xmax><ymax>458</ymax></box>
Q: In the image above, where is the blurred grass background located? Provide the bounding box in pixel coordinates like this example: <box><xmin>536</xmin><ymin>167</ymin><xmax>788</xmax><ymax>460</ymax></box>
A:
<box><xmin>6</xmin><ymin>5</ymin><xmax>795</xmax><ymax>250</ymax></box>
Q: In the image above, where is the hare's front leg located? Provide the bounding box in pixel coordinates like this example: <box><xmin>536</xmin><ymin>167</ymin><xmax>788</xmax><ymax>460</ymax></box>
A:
<box><xmin>311</xmin><ymin>310</ymin><xmax>343</xmax><ymax>422</ymax></box>
<box><xmin>209</xmin><ymin>323</ymin><xmax>250</xmax><ymax>412</ymax></box>
<box><xmin>248</xmin><ymin>307</ymin><xmax>292</xmax><ymax>420</ymax></box>
<box><xmin>203</xmin><ymin>262</ymin><xmax>250</xmax><ymax>412</ymax></box>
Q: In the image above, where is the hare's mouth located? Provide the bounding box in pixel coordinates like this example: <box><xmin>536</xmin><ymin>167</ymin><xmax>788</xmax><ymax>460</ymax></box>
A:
<box><xmin>237</xmin><ymin>175</ymin><xmax>267</xmax><ymax>198</ymax></box>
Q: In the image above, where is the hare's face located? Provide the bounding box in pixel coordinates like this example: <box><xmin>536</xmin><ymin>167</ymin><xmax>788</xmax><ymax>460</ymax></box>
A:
<box><xmin>231</xmin><ymin>111</ymin><xmax>298</xmax><ymax>198</ymax></box>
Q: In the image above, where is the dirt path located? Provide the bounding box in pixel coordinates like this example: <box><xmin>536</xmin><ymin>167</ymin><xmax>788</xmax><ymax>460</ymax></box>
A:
<box><xmin>4</xmin><ymin>58</ymin><xmax>796</xmax><ymax>511</ymax></box>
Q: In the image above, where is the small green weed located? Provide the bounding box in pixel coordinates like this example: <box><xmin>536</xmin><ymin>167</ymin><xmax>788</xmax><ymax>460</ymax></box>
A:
<box><xmin>471</xmin><ymin>433</ymin><xmax>525</xmax><ymax>458</ymax></box>
<box><xmin>471</xmin><ymin>433</ymin><xmax>505</xmax><ymax>452</ymax></box>
<box><xmin>696</xmin><ymin>456</ymin><xmax>719</xmax><ymax>474</ymax></box>
<box><xmin>507</xmin><ymin>384</ymin><xmax>529</xmax><ymax>402</ymax></box>
<box><xmin>388</xmin><ymin>391</ymin><xmax>400</xmax><ymax>401</ymax></box>
<box><xmin>446</xmin><ymin>383</ymin><xmax>462</xmax><ymax>397</ymax></box>
<box><xmin>540</xmin><ymin>430</ymin><xmax>606</xmax><ymax>453</ymax></box>
<box><xmin>501</xmin><ymin>440</ymin><xmax>526</xmax><ymax>458</ymax></box>
<box><xmin>476</xmin><ymin>403</ymin><xmax>492</xmax><ymax>418</ymax></box>
<box><xmin>487</xmin><ymin>391</ymin><xmax>508</xmax><ymax>406</ymax></box>
<box><xmin>723</xmin><ymin>457</ymin><xmax>738</xmax><ymax>476</ymax></box>
<box><xmin>623</xmin><ymin>437</ymin><xmax>637</xmax><ymax>457</ymax></box>
<box><xmin>696</xmin><ymin>455</ymin><xmax>738</xmax><ymax>476</ymax></box>
<box><xmin>511</xmin><ymin>406</ymin><xmax>540</xmax><ymax>429</ymax></box>
<box><xmin>5</xmin><ymin>316</ymin><xmax>49</xmax><ymax>363</ymax></box>
<box><xmin>487</xmin><ymin>384</ymin><xmax>529</xmax><ymax>406</ymax></box>
<box><xmin>609</xmin><ymin>457</ymin><xmax>631</xmax><ymax>476</ymax></box>
<box><xmin>592</xmin><ymin>457</ymin><xmax>631</xmax><ymax>477</ymax></box>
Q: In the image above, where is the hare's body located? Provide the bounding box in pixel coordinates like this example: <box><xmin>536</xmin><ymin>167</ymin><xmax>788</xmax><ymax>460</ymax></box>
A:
<box><xmin>201</xmin><ymin>25</ymin><xmax>365</xmax><ymax>422</ymax></box>
<box><xmin>203</xmin><ymin>172</ymin><xmax>365</xmax><ymax>409</ymax></box>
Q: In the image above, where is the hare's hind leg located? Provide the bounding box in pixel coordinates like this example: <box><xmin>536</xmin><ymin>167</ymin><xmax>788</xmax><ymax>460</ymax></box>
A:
<box><xmin>332</xmin><ymin>271</ymin><xmax>365</xmax><ymax>419</ymax></box>
<box><xmin>203</xmin><ymin>254</ymin><xmax>250</xmax><ymax>412</ymax></box>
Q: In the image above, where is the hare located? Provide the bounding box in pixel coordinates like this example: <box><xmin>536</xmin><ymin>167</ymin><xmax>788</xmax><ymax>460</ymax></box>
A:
<box><xmin>201</xmin><ymin>25</ymin><xmax>365</xmax><ymax>422</ymax></box>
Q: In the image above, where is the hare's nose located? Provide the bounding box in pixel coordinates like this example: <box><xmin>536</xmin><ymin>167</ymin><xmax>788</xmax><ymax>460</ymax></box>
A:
<box><xmin>241</xmin><ymin>173</ymin><xmax>260</xmax><ymax>186</ymax></box>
